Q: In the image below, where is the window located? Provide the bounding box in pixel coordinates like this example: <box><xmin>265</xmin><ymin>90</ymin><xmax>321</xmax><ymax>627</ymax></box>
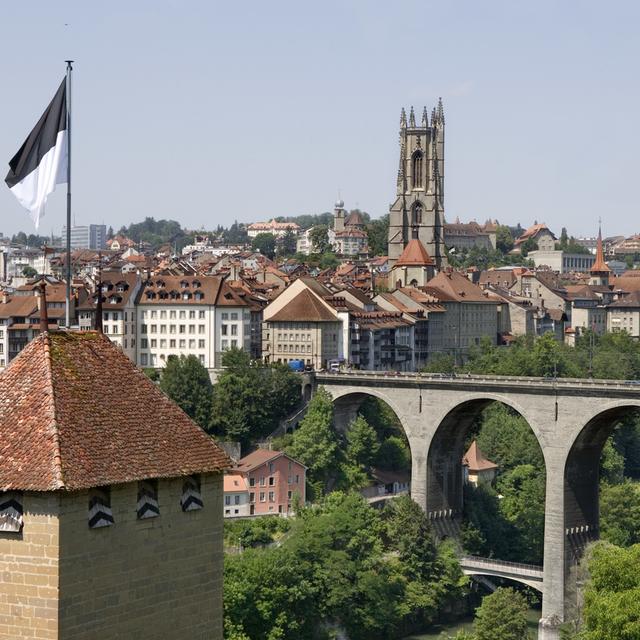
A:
<box><xmin>231</xmin><ymin>312</ymin><xmax>238</xmax><ymax>320</ymax></box>
<box><xmin>295</xmin><ymin>474</ymin><xmax>299</xmax><ymax>484</ymax></box>
<box><xmin>160</xmin><ymin>339</ymin><xmax>166</xmax><ymax>348</ymax></box>
<box><xmin>189</xmin><ymin>339</ymin><xmax>195</xmax><ymax>349</ymax></box>
<box><xmin>140</xmin><ymin>354</ymin><xmax>148</xmax><ymax>366</ymax></box>
<box><xmin>288</xmin><ymin>475</ymin><xmax>292</xmax><ymax>484</ymax></box>
<box><xmin>150</xmin><ymin>324</ymin><xmax>157</xmax><ymax>333</ymax></box>
<box><xmin>249</xmin><ymin>492</ymin><xmax>255</xmax><ymax>503</ymax></box>
<box><xmin>259</xmin><ymin>477</ymin><xmax>266</xmax><ymax>487</ymax></box>
<box><xmin>231</xmin><ymin>340</ymin><xmax>237</xmax><ymax>348</ymax></box>
<box><xmin>234</xmin><ymin>495</ymin><xmax>240</xmax><ymax>505</ymax></box>
<box><xmin>189</xmin><ymin>310</ymin><xmax>196</xmax><ymax>319</ymax></box>
<box><xmin>199</xmin><ymin>324</ymin><xmax>205</xmax><ymax>334</ymax></box>
<box><xmin>269</xmin><ymin>462</ymin><xmax>275</xmax><ymax>472</ymax></box>
<box><xmin>179</xmin><ymin>310</ymin><xmax>186</xmax><ymax>319</ymax></box>
<box><xmin>170</xmin><ymin>339</ymin><xmax>176</xmax><ymax>348</ymax></box>
<box><xmin>259</xmin><ymin>492</ymin><xmax>266</xmax><ymax>502</ymax></box>
<box><xmin>222</xmin><ymin>313</ymin><xmax>229</xmax><ymax>320</ymax></box>
<box><xmin>137</xmin><ymin>480</ymin><xmax>159</xmax><ymax>519</ymax></box>
<box><xmin>170</xmin><ymin>324</ymin><xmax>176</xmax><ymax>334</ymax></box>
<box><xmin>221</xmin><ymin>339</ymin><xmax>228</xmax><ymax>350</ymax></box>
<box><xmin>189</xmin><ymin>325</ymin><xmax>195</xmax><ymax>334</ymax></box>
<box><xmin>225</xmin><ymin>496</ymin><xmax>231</xmax><ymax>506</ymax></box>
<box><xmin>221</xmin><ymin>324</ymin><xmax>228</xmax><ymax>336</ymax></box>
<box><xmin>181</xmin><ymin>475</ymin><xmax>203</xmax><ymax>511</ymax></box>
<box><xmin>104</xmin><ymin>312</ymin><xmax>110</xmax><ymax>322</ymax></box>
<box><xmin>231</xmin><ymin>325</ymin><xmax>238</xmax><ymax>336</ymax></box>
<box><xmin>249</xmin><ymin>477</ymin><xmax>255</xmax><ymax>487</ymax></box>
<box><xmin>268</xmin><ymin>491</ymin><xmax>275</xmax><ymax>502</ymax></box>
<box><xmin>287</xmin><ymin>491</ymin><xmax>292</xmax><ymax>500</ymax></box>
<box><xmin>160</xmin><ymin>324</ymin><xmax>167</xmax><ymax>334</ymax></box>
<box><xmin>150</xmin><ymin>311</ymin><xmax>157</xmax><ymax>319</ymax></box>
<box><xmin>0</xmin><ymin>491</ymin><xmax>23</xmax><ymax>532</ymax></box>
<box><xmin>199</xmin><ymin>310</ymin><xmax>205</xmax><ymax>319</ymax></box>
<box><xmin>199</xmin><ymin>354</ymin><xmax>205</xmax><ymax>364</ymax></box>
<box><xmin>160</xmin><ymin>310</ymin><xmax>167</xmax><ymax>319</ymax></box>
<box><xmin>150</xmin><ymin>339</ymin><xmax>157</xmax><ymax>348</ymax></box>
<box><xmin>170</xmin><ymin>310</ymin><xmax>176</xmax><ymax>319</ymax></box>
<box><xmin>269</xmin><ymin>476</ymin><xmax>275</xmax><ymax>486</ymax></box>
<box><xmin>198</xmin><ymin>339</ymin><xmax>205</xmax><ymax>349</ymax></box>
<box><xmin>88</xmin><ymin>487</ymin><xmax>114</xmax><ymax>528</ymax></box>
<box><xmin>411</xmin><ymin>202</ymin><xmax>423</xmax><ymax>226</ymax></box>
<box><xmin>179</xmin><ymin>325</ymin><xmax>186</xmax><ymax>333</ymax></box>
<box><xmin>179</xmin><ymin>339</ymin><xmax>186</xmax><ymax>348</ymax></box>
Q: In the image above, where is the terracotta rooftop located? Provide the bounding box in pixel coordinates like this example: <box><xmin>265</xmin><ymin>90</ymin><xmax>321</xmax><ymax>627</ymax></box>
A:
<box><xmin>422</xmin><ymin>270</ymin><xmax>494</xmax><ymax>303</ymax></box>
<box><xmin>462</xmin><ymin>441</ymin><xmax>498</xmax><ymax>472</ymax></box>
<box><xmin>235</xmin><ymin>449</ymin><xmax>296</xmax><ymax>473</ymax></box>
<box><xmin>0</xmin><ymin>331</ymin><xmax>230</xmax><ymax>491</ymax></box>
<box><xmin>591</xmin><ymin>228</ymin><xmax>612</xmax><ymax>274</ymax></box>
<box><xmin>395</xmin><ymin>239</ymin><xmax>435</xmax><ymax>267</ymax></box>
<box><xmin>268</xmin><ymin>288</ymin><xmax>338</xmax><ymax>322</ymax></box>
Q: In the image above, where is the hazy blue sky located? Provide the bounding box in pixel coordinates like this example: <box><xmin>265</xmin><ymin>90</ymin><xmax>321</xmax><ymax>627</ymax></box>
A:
<box><xmin>1</xmin><ymin>1</ymin><xmax>639</xmax><ymax>239</ymax></box>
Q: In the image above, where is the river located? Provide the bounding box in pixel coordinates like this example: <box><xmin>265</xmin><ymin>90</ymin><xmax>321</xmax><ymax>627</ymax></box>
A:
<box><xmin>404</xmin><ymin>608</ymin><xmax>540</xmax><ymax>639</ymax></box>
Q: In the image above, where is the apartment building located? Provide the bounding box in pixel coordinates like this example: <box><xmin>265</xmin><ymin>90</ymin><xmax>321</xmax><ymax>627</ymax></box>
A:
<box><xmin>77</xmin><ymin>272</ymin><xmax>141</xmax><ymax>361</ymax></box>
<box><xmin>136</xmin><ymin>275</ymin><xmax>249</xmax><ymax>369</ymax></box>
<box><xmin>235</xmin><ymin>449</ymin><xmax>306</xmax><ymax>516</ymax></box>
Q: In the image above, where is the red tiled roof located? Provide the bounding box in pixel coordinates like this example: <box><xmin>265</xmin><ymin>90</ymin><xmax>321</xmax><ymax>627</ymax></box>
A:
<box><xmin>462</xmin><ymin>441</ymin><xmax>498</xmax><ymax>472</ymax></box>
<box><xmin>236</xmin><ymin>449</ymin><xmax>283</xmax><ymax>472</ymax></box>
<box><xmin>0</xmin><ymin>331</ymin><xmax>230</xmax><ymax>491</ymax></box>
<box><xmin>395</xmin><ymin>239</ymin><xmax>435</xmax><ymax>267</ymax></box>
<box><xmin>268</xmin><ymin>289</ymin><xmax>338</xmax><ymax>322</ymax></box>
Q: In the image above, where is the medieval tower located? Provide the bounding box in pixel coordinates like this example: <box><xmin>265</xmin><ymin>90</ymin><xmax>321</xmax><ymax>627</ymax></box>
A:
<box><xmin>388</xmin><ymin>100</ymin><xmax>446</xmax><ymax>268</ymax></box>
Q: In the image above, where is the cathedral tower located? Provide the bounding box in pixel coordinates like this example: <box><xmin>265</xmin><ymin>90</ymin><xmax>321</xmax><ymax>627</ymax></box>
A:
<box><xmin>388</xmin><ymin>101</ymin><xmax>446</xmax><ymax>268</ymax></box>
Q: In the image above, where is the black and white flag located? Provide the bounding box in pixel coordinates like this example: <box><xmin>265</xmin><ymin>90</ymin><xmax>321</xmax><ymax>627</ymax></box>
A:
<box><xmin>4</xmin><ymin>79</ymin><xmax>68</xmax><ymax>229</ymax></box>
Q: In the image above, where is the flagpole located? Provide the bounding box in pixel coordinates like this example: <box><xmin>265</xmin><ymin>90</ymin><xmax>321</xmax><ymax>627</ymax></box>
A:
<box><xmin>65</xmin><ymin>60</ymin><xmax>73</xmax><ymax>327</ymax></box>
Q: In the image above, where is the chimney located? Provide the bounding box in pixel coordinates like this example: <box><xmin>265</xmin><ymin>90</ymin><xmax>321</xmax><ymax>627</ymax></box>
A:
<box><xmin>39</xmin><ymin>282</ymin><xmax>49</xmax><ymax>333</ymax></box>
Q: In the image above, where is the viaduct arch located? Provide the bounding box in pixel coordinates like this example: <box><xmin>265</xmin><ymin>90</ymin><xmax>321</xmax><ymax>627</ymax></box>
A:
<box><xmin>315</xmin><ymin>371</ymin><xmax>640</xmax><ymax>640</ymax></box>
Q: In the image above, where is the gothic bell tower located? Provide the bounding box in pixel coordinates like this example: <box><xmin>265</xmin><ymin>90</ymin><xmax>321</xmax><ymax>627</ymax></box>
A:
<box><xmin>387</xmin><ymin>100</ymin><xmax>446</xmax><ymax>268</ymax></box>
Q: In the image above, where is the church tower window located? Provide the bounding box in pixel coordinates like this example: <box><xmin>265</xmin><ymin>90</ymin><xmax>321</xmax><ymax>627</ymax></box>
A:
<box><xmin>412</xmin><ymin>203</ymin><xmax>423</xmax><ymax>226</ymax></box>
<box><xmin>412</xmin><ymin>151</ymin><xmax>423</xmax><ymax>189</ymax></box>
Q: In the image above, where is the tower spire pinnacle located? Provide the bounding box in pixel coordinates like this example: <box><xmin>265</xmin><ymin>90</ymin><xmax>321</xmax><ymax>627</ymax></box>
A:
<box><xmin>400</xmin><ymin>107</ymin><xmax>407</xmax><ymax>129</ymax></box>
<box><xmin>590</xmin><ymin>221</ymin><xmax>611</xmax><ymax>276</ymax></box>
<box><xmin>409</xmin><ymin>106</ymin><xmax>415</xmax><ymax>127</ymax></box>
<box><xmin>422</xmin><ymin>107</ymin><xmax>428</xmax><ymax>127</ymax></box>
<box><xmin>437</xmin><ymin>97</ymin><xmax>445</xmax><ymax>125</ymax></box>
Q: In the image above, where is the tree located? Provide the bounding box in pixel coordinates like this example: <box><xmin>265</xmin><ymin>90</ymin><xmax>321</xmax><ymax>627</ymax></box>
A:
<box><xmin>159</xmin><ymin>355</ymin><xmax>213</xmax><ymax>429</ymax></box>
<box><xmin>578</xmin><ymin>543</ymin><xmax>640</xmax><ymax>640</ymax></box>
<box><xmin>278</xmin><ymin>229</ymin><xmax>298</xmax><ymax>257</ymax></box>
<box><xmin>309</xmin><ymin>225</ymin><xmax>331</xmax><ymax>254</ymax></box>
<box><xmin>251</xmin><ymin>233</ymin><xmax>276</xmax><ymax>259</ymax></box>
<box><xmin>107</xmin><ymin>226</ymin><xmax>114</xmax><ymax>240</ymax></box>
<box><xmin>367</xmin><ymin>215</ymin><xmax>389</xmax><ymax>257</ymax></box>
<box><xmin>346</xmin><ymin>415</ymin><xmax>379</xmax><ymax>468</ymax></box>
<box><xmin>599</xmin><ymin>481</ymin><xmax>640</xmax><ymax>547</ymax></box>
<box><xmin>375</xmin><ymin>435</ymin><xmax>411</xmax><ymax>472</ymax></box>
<box><xmin>22</xmin><ymin>266</ymin><xmax>37</xmax><ymax>278</ymax></box>
<box><xmin>495</xmin><ymin>225</ymin><xmax>514</xmax><ymax>254</ymax></box>
<box><xmin>473</xmin><ymin>587</ymin><xmax>529</xmax><ymax>640</ymax></box>
<box><xmin>211</xmin><ymin>348</ymin><xmax>300</xmax><ymax>448</ymax></box>
<box><xmin>286</xmin><ymin>388</ymin><xmax>340</xmax><ymax>497</ymax></box>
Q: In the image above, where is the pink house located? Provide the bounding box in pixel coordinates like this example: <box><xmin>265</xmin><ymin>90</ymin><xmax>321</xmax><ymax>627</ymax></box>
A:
<box><xmin>236</xmin><ymin>450</ymin><xmax>306</xmax><ymax>516</ymax></box>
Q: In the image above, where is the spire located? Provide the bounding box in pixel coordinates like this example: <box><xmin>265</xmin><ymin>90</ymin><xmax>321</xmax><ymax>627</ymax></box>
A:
<box><xmin>591</xmin><ymin>222</ymin><xmax>611</xmax><ymax>274</ymax></box>
<box><xmin>409</xmin><ymin>106</ymin><xmax>416</xmax><ymax>127</ymax></box>
<box><xmin>400</xmin><ymin>107</ymin><xmax>407</xmax><ymax>129</ymax></box>
<box><xmin>431</xmin><ymin>107</ymin><xmax>437</xmax><ymax>127</ymax></box>
<box><xmin>437</xmin><ymin>97</ymin><xmax>445</xmax><ymax>125</ymax></box>
<box><xmin>422</xmin><ymin>106</ymin><xmax>428</xmax><ymax>127</ymax></box>
<box><xmin>39</xmin><ymin>282</ymin><xmax>49</xmax><ymax>333</ymax></box>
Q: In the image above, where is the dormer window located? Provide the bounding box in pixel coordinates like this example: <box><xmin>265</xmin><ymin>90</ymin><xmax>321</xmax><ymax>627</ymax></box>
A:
<box><xmin>156</xmin><ymin>280</ymin><xmax>165</xmax><ymax>288</ymax></box>
<box><xmin>146</xmin><ymin>291</ymin><xmax>156</xmax><ymax>300</ymax></box>
<box><xmin>0</xmin><ymin>491</ymin><xmax>23</xmax><ymax>533</ymax></box>
<box><xmin>88</xmin><ymin>487</ymin><xmax>114</xmax><ymax>528</ymax></box>
<box><xmin>181</xmin><ymin>475</ymin><xmax>203</xmax><ymax>511</ymax></box>
<box><xmin>137</xmin><ymin>480</ymin><xmax>160</xmax><ymax>519</ymax></box>
<box><xmin>180</xmin><ymin>280</ymin><xmax>189</xmax><ymax>289</ymax></box>
<box><xmin>192</xmin><ymin>280</ymin><xmax>201</xmax><ymax>288</ymax></box>
<box><xmin>194</xmin><ymin>292</ymin><xmax>204</xmax><ymax>301</ymax></box>
<box><xmin>183</xmin><ymin>292</ymin><xmax>192</xmax><ymax>301</ymax></box>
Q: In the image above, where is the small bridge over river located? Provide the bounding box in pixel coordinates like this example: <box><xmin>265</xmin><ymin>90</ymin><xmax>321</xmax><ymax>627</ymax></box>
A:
<box><xmin>307</xmin><ymin>370</ymin><xmax>640</xmax><ymax>640</ymax></box>
<box><xmin>460</xmin><ymin>556</ymin><xmax>544</xmax><ymax>592</ymax></box>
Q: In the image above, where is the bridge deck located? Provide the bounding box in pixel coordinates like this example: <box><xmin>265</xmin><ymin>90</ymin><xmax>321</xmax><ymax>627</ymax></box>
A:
<box><xmin>316</xmin><ymin>370</ymin><xmax>640</xmax><ymax>394</ymax></box>
<box><xmin>460</xmin><ymin>555</ymin><xmax>543</xmax><ymax>583</ymax></box>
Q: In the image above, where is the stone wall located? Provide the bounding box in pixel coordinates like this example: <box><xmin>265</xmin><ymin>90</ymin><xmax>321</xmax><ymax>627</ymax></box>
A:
<box><xmin>0</xmin><ymin>492</ymin><xmax>60</xmax><ymax>639</ymax></box>
<box><xmin>58</xmin><ymin>474</ymin><xmax>223</xmax><ymax>640</ymax></box>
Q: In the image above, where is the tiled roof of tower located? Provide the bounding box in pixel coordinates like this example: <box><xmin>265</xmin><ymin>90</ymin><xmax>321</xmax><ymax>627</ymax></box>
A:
<box><xmin>591</xmin><ymin>228</ymin><xmax>612</xmax><ymax>274</ymax></box>
<box><xmin>0</xmin><ymin>331</ymin><xmax>230</xmax><ymax>491</ymax></box>
<box><xmin>395</xmin><ymin>239</ymin><xmax>435</xmax><ymax>267</ymax></box>
<box><xmin>462</xmin><ymin>440</ymin><xmax>498</xmax><ymax>472</ymax></box>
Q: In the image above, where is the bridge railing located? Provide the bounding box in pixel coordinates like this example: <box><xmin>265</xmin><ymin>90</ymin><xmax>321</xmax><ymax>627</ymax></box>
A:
<box><xmin>316</xmin><ymin>370</ymin><xmax>640</xmax><ymax>390</ymax></box>
<box><xmin>460</xmin><ymin>555</ymin><xmax>543</xmax><ymax>577</ymax></box>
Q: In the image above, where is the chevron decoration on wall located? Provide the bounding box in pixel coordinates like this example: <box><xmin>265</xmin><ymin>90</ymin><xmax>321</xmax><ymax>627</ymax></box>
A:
<box><xmin>88</xmin><ymin>488</ymin><xmax>114</xmax><ymax>528</ymax></box>
<box><xmin>137</xmin><ymin>480</ymin><xmax>160</xmax><ymax>519</ymax></box>
<box><xmin>180</xmin><ymin>475</ymin><xmax>203</xmax><ymax>512</ymax></box>
<box><xmin>0</xmin><ymin>492</ymin><xmax>23</xmax><ymax>532</ymax></box>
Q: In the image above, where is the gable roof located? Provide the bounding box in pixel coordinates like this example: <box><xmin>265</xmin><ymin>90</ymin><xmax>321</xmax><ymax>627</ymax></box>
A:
<box><xmin>0</xmin><ymin>331</ymin><xmax>230</xmax><ymax>491</ymax></box>
<box><xmin>268</xmin><ymin>288</ymin><xmax>338</xmax><ymax>322</ymax></box>
<box><xmin>422</xmin><ymin>270</ymin><xmax>493</xmax><ymax>303</ymax></box>
<box><xmin>462</xmin><ymin>441</ymin><xmax>498</xmax><ymax>472</ymax></box>
<box><xmin>395</xmin><ymin>239</ymin><xmax>435</xmax><ymax>267</ymax></box>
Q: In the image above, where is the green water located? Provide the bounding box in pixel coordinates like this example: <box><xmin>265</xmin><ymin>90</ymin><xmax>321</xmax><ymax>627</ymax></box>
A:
<box><xmin>405</xmin><ymin>608</ymin><xmax>540</xmax><ymax>639</ymax></box>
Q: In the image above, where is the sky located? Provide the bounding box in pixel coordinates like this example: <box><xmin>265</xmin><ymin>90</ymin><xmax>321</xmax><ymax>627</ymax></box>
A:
<box><xmin>1</xmin><ymin>0</ymin><xmax>639</xmax><ymax>240</ymax></box>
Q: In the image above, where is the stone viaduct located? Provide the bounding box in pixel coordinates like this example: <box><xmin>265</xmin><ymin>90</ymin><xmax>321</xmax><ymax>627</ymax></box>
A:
<box><xmin>309</xmin><ymin>371</ymin><xmax>640</xmax><ymax>640</ymax></box>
